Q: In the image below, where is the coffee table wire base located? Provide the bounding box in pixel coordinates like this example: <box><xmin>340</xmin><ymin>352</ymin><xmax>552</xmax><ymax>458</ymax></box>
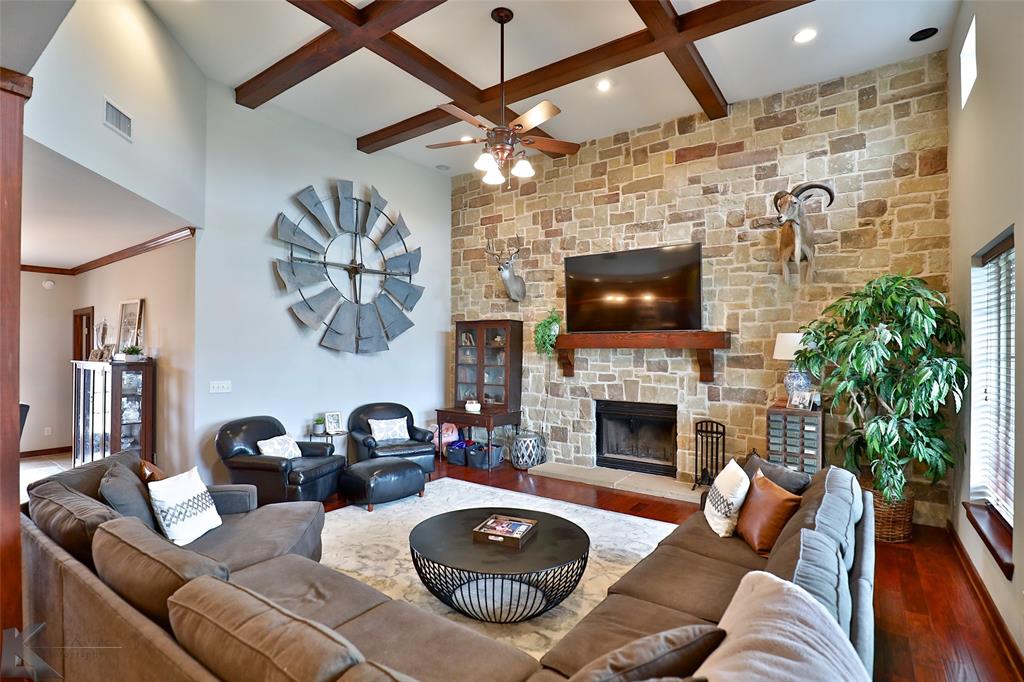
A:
<box><xmin>411</xmin><ymin>548</ymin><xmax>589</xmax><ymax>623</ymax></box>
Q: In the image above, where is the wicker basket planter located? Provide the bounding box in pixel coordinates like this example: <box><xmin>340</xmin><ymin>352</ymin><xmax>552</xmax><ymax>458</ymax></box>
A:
<box><xmin>870</xmin><ymin>487</ymin><xmax>915</xmax><ymax>543</ymax></box>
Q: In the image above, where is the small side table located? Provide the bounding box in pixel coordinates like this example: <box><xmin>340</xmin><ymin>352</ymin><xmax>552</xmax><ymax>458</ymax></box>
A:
<box><xmin>305</xmin><ymin>431</ymin><xmax>348</xmax><ymax>453</ymax></box>
<box><xmin>435</xmin><ymin>407</ymin><xmax>520</xmax><ymax>454</ymax></box>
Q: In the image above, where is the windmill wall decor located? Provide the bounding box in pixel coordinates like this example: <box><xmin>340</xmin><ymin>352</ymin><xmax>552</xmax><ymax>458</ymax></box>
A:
<box><xmin>273</xmin><ymin>180</ymin><xmax>424</xmax><ymax>354</ymax></box>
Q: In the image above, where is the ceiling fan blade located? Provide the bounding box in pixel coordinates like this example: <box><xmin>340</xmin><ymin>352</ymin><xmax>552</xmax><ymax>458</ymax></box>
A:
<box><xmin>426</xmin><ymin>138</ymin><xmax>483</xmax><ymax>149</ymax></box>
<box><xmin>438</xmin><ymin>103</ymin><xmax>490</xmax><ymax>130</ymax></box>
<box><xmin>521</xmin><ymin>136</ymin><xmax>580</xmax><ymax>155</ymax></box>
<box><xmin>510</xmin><ymin>100</ymin><xmax>561</xmax><ymax>133</ymax></box>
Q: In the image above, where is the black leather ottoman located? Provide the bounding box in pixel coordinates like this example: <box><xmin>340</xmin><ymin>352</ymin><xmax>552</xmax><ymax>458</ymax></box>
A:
<box><xmin>338</xmin><ymin>457</ymin><xmax>425</xmax><ymax>511</ymax></box>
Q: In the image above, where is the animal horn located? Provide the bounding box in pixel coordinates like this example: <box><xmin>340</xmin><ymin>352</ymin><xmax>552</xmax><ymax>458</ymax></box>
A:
<box><xmin>484</xmin><ymin>239</ymin><xmax>502</xmax><ymax>261</ymax></box>
<box><xmin>791</xmin><ymin>182</ymin><xmax>835</xmax><ymax>207</ymax></box>
<box><xmin>772</xmin><ymin>190</ymin><xmax>787</xmax><ymax>212</ymax></box>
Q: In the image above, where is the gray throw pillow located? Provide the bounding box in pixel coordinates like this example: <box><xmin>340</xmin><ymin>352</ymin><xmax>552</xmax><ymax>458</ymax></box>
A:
<box><xmin>169</xmin><ymin>576</ymin><xmax>365</xmax><ymax>682</ymax></box>
<box><xmin>93</xmin><ymin>516</ymin><xmax>229</xmax><ymax>629</ymax></box>
<box><xmin>742</xmin><ymin>454</ymin><xmax>811</xmax><ymax>495</ymax></box>
<box><xmin>765</xmin><ymin>528</ymin><xmax>852</xmax><ymax>635</ymax></box>
<box><xmin>567</xmin><ymin>625</ymin><xmax>725</xmax><ymax>682</ymax></box>
<box><xmin>99</xmin><ymin>462</ymin><xmax>157</xmax><ymax>530</ymax></box>
<box><xmin>28</xmin><ymin>481</ymin><xmax>121</xmax><ymax>567</ymax></box>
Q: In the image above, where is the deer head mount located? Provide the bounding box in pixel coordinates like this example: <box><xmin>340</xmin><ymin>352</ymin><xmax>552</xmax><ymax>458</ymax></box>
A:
<box><xmin>485</xmin><ymin>236</ymin><xmax>527</xmax><ymax>302</ymax></box>
<box><xmin>771</xmin><ymin>182</ymin><xmax>835</xmax><ymax>285</ymax></box>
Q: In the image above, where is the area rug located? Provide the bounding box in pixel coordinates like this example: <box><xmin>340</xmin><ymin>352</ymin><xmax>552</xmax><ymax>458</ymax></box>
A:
<box><xmin>320</xmin><ymin>478</ymin><xmax>677</xmax><ymax>659</ymax></box>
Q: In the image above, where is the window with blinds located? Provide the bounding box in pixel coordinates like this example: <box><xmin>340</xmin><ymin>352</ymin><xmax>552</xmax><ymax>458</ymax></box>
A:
<box><xmin>970</xmin><ymin>237</ymin><xmax>1015</xmax><ymax>526</ymax></box>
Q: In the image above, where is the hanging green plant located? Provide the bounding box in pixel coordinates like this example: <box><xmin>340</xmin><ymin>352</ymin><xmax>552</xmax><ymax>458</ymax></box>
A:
<box><xmin>794</xmin><ymin>274</ymin><xmax>970</xmax><ymax>503</ymax></box>
<box><xmin>534</xmin><ymin>309</ymin><xmax>562</xmax><ymax>357</ymax></box>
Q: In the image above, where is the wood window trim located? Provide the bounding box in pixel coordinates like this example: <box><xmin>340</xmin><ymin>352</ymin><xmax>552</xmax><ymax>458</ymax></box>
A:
<box><xmin>980</xmin><ymin>233</ymin><xmax>1015</xmax><ymax>265</ymax></box>
<box><xmin>963</xmin><ymin>501</ymin><xmax>1014</xmax><ymax>580</ymax></box>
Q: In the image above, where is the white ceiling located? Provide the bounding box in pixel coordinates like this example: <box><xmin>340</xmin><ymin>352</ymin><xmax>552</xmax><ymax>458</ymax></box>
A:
<box><xmin>22</xmin><ymin>138</ymin><xmax>190</xmax><ymax>268</ymax></box>
<box><xmin>148</xmin><ymin>0</ymin><xmax>959</xmax><ymax>175</ymax></box>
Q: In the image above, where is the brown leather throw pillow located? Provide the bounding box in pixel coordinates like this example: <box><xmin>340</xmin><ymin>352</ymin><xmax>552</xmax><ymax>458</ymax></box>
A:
<box><xmin>736</xmin><ymin>470</ymin><xmax>801</xmax><ymax>557</ymax></box>
<box><xmin>139</xmin><ymin>460</ymin><xmax>167</xmax><ymax>483</ymax></box>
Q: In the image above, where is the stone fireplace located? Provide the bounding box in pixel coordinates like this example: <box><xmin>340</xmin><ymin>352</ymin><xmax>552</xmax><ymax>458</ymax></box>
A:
<box><xmin>596</xmin><ymin>400</ymin><xmax>678</xmax><ymax>478</ymax></box>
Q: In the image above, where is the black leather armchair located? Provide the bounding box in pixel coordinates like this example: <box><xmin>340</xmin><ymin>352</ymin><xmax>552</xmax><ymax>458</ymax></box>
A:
<box><xmin>348</xmin><ymin>403</ymin><xmax>435</xmax><ymax>477</ymax></box>
<box><xmin>215</xmin><ymin>415</ymin><xmax>346</xmax><ymax>505</ymax></box>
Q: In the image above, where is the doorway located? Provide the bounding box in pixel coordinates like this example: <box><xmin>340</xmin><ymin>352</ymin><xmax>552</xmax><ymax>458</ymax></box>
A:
<box><xmin>72</xmin><ymin>306</ymin><xmax>93</xmax><ymax>361</ymax></box>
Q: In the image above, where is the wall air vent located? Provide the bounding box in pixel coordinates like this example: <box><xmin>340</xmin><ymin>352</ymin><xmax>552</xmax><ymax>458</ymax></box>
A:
<box><xmin>104</xmin><ymin>99</ymin><xmax>132</xmax><ymax>141</ymax></box>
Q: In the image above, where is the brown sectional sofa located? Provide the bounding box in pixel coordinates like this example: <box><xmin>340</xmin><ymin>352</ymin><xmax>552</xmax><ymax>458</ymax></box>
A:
<box><xmin>21</xmin><ymin>451</ymin><xmax>873</xmax><ymax>681</ymax></box>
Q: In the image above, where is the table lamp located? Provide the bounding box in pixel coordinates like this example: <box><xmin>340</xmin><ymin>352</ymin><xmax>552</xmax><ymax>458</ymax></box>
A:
<box><xmin>773</xmin><ymin>332</ymin><xmax>812</xmax><ymax>398</ymax></box>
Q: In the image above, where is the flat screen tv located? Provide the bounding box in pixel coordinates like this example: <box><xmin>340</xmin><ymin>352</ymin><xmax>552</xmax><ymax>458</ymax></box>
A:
<box><xmin>564</xmin><ymin>244</ymin><xmax>702</xmax><ymax>333</ymax></box>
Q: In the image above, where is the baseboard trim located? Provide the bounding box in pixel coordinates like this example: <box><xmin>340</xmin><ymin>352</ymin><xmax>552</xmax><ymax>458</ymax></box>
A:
<box><xmin>946</xmin><ymin>520</ymin><xmax>1024</xmax><ymax>679</ymax></box>
<box><xmin>20</xmin><ymin>446</ymin><xmax>71</xmax><ymax>459</ymax></box>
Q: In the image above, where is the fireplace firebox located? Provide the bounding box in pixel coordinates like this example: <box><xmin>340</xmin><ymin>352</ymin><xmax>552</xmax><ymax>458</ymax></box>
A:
<box><xmin>595</xmin><ymin>400</ymin><xmax>678</xmax><ymax>477</ymax></box>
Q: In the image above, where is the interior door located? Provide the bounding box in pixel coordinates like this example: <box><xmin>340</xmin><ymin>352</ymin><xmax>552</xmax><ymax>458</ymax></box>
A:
<box><xmin>72</xmin><ymin>307</ymin><xmax>94</xmax><ymax>361</ymax></box>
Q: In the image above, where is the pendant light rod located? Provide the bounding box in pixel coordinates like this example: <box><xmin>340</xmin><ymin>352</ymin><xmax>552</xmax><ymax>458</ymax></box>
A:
<box><xmin>491</xmin><ymin>7</ymin><xmax>513</xmax><ymax>128</ymax></box>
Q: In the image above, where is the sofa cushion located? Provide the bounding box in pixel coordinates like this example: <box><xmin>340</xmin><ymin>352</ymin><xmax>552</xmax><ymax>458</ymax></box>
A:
<box><xmin>658</xmin><ymin>514</ymin><xmax>767</xmax><ymax>571</ymax></box>
<box><xmin>692</xmin><ymin>571</ymin><xmax>870</xmax><ymax>682</ymax></box>
<box><xmin>372</xmin><ymin>440</ymin><xmax>435</xmax><ymax>458</ymax></box>
<box><xmin>765</xmin><ymin>528</ymin><xmax>851</xmax><ymax>635</ymax></box>
<box><xmin>99</xmin><ymin>462</ymin><xmax>157</xmax><ymax>530</ymax></box>
<box><xmin>608</xmin><ymin>545</ymin><xmax>751</xmax><ymax>622</ymax></box>
<box><xmin>287</xmin><ymin>455</ymin><xmax>346</xmax><ymax>486</ymax></box>
<box><xmin>336</xmin><ymin>600</ymin><xmax>539</xmax><ymax>682</ymax></box>
<box><xmin>232</xmin><ymin>554</ymin><xmax>389</xmax><ymax>629</ymax></box>
<box><xmin>338</xmin><ymin>662</ymin><xmax>418</xmax><ymax>682</ymax></box>
<box><xmin>736</xmin><ymin>471</ymin><xmax>801</xmax><ymax>557</ymax></box>
<box><xmin>168</xmin><ymin>575</ymin><xmax>364</xmax><ymax>682</ymax></box>
<box><xmin>92</xmin><ymin>516</ymin><xmax>229</xmax><ymax>629</ymax></box>
<box><xmin>771</xmin><ymin>468</ymin><xmax>859</xmax><ymax>570</ymax></box>
<box><xmin>185</xmin><ymin>501</ymin><xmax>324</xmax><ymax>571</ymax></box>
<box><xmin>541</xmin><ymin>594</ymin><xmax>712</xmax><ymax>678</ymax></box>
<box><xmin>28</xmin><ymin>481</ymin><xmax>120</xmax><ymax>567</ymax></box>
<box><xmin>26</xmin><ymin>450</ymin><xmax>141</xmax><ymax>501</ymax></box>
<box><xmin>567</xmin><ymin>624</ymin><xmax>724</xmax><ymax>682</ymax></box>
<box><xmin>742</xmin><ymin>454</ymin><xmax>811</xmax><ymax>495</ymax></box>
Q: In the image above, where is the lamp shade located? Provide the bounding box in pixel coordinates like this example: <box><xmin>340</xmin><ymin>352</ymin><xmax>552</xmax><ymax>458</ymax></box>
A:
<box><xmin>772</xmin><ymin>333</ymin><xmax>804</xmax><ymax>361</ymax></box>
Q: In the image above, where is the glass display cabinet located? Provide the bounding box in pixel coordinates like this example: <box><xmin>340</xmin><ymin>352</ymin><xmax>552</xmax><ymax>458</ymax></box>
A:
<box><xmin>453</xmin><ymin>320</ymin><xmax>522</xmax><ymax>411</ymax></box>
<box><xmin>72</xmin><ymin>359</ymin><xmax>156</xmax><ymax>467</ymax></box>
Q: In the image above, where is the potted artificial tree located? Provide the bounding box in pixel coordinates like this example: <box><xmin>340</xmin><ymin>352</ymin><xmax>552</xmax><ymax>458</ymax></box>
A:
<box><xmin>794</xmin><ymin>274</ymin><xmax>969</xmax><ymax>542</ymax></box>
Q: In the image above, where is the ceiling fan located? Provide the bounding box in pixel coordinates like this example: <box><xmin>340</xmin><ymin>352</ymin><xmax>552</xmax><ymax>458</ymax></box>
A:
<box><xmin>426</xmin><ymin>7</ymin><xmax>581</xmax><ymax>184</ymax></box>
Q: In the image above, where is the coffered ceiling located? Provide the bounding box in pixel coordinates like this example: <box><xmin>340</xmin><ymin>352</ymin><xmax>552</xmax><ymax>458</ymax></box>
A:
<box><xmin>148</xmin><ymin>0</ymin><xmax>959</xmax><ymax>175</ymax></box>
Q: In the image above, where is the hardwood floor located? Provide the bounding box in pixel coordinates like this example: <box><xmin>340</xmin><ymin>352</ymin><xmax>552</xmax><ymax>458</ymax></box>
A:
<box><xmin>331</xmin><ymin>457</ymin><xmax>1019</xmax><ymax>681</ymax></box>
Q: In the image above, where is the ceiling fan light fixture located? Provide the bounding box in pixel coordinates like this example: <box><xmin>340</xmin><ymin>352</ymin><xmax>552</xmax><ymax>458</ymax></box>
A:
<box><xmin>511</xmin><ymin>157</ymin><xmax>535</xmax><ymax>178</ymax></box>
<box><xmin>459</xmin><ymin>135</ymin><xmax>474</xmax><ymax>142</ymax></box>
<box><xmin>482</xmin><ymin>168</ymin><xmax>505</xmax><ymax>185</ymax></box>
<box><xmin>474</xmin><ymin>152</ymin><xmax>498</xmax><ymax>172</ymax></box>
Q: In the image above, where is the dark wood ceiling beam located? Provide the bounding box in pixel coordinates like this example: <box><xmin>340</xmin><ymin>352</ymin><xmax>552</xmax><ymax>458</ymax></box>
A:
<box><xmin>354</xmin><ymin>0</ymin><xmax>813</xmax><ymax>153</ymax></box>
<box><xmin>366</xmin><ymin>33</ymin><xmax>482</xmax><ymax>106</ymax></box>
<box><xmin>630</xmin><ymin>0</ymin><xmax>727</xmax><ymax>119</ymax></box>
<box><xmin>236</xmin><ymin>0</ymin><xmax>446</xmax><ymax>108</ymax></box>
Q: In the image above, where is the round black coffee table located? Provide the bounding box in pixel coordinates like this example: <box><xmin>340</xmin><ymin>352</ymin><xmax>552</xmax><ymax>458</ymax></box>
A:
<box><xmin>409</xmin><ymin>507</ymin><xmax>590</xmax><ymax>623</ymax></box>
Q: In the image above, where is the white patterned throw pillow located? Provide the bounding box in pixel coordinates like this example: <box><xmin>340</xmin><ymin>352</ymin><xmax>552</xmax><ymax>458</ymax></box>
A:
<box><xmin>256</xmin><ymin>434</ymin><xmax>302</xmax><ymax>459</ymax></box>
<box><xmin>704</xmin><ymin>459</ymin><xmax>752</xmax><ymax>537</ymax></box>
<box><xmin>148</xmin><ymin>468</ymin><xmax>222</xmax><ymax>546</ymax></box>
<box><xmin>368</xmin><ymin>417</ymin><xmax>410</xmax><ymax>441</ymax></box>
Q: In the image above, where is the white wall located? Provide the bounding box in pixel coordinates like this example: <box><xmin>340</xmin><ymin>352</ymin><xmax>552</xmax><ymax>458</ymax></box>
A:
<box><xmin>195</xmin><ymin>82</ymin><xmax>451</xmax><ymax>482</ymax></box>
<box><xmin>947</xmin><ymin>1</ymin><xmax>1024</xmax><ymax>650</ymax></box>
<box><xmin>73</xmin><ymin>239</ymin><xmax>197</xmax><ymax>474</ymax></box>
<box><xmin>23</xmin><ymin>0</ymin><xmax>206</xmax><ymax>225</ymax></box>
<box><xmin>19</xmin><ymin>272</ymin><xmax>76</xmax><ymax>452</ymax></box>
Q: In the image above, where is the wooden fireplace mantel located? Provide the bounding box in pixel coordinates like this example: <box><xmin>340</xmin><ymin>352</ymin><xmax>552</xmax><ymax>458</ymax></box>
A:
<box><xmin>554</xmin><ymin>331</ymin><xmax>731</xmax><ymax>382</ymax></box>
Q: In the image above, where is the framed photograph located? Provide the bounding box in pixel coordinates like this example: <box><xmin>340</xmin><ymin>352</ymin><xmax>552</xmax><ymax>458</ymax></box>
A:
<box><xmin>324</xmin><ymin>411</ymin><xmax>344</xmax><ymax>434</ymax></box>
<box><xmin>117</xmin><ymin>299</ymin><xmax>145</xmax><ymax>350</ymax></box>
<box><xmin>811</xmin><ymin>391</ymin><xmax>822</xmax><ymax>411</ymax></box>
<box><xmin>87</xmin><ymin>348</ymin><xmax>103</xmax><ymax>361</ymax></box>
<box><xmin>788</xmin><ymin>390</ymin><xmax>812</xmax><ymax>410</ymax></box>
<box><xmin>99</xmin><ymin>344</ymin><xmax>116</xmax><ymax>361</ymax></box>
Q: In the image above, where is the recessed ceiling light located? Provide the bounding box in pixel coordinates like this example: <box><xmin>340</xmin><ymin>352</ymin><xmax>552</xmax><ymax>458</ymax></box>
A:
<box><xmin>793</xmin><ymin>27</ymin><xmax>817</xmax><ymax>44</ymax></box>
<box><xmin>909</xmin><ymin>27</ymin><xmax>939</xmax><ymax>42</ymax></box>
<box><xmin>596</xmin><ymin>78</ymin><xmax>612</xmax><ymax>92</ymax></box>
<box><xmin>435</xmin><ymin>164</ymin><xmax>450</xmax><ymax>171</ymax></box>
<box><xmin>459</xmin><ymin>135</ymin><xmax>473</xmax><ymax>142</ymax></box>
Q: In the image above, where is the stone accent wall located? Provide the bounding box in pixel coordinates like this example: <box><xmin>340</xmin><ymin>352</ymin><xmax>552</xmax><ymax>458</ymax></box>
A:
<box><xmin>449</xmin><ymin>52</ymin><xmax>950</xmax><ymax>485</ymax></box>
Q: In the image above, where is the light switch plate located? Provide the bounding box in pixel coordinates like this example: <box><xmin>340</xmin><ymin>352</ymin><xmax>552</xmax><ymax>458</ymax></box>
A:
<box><xmin>43</xmin><ymin>426</ymin><xmax>52</xmax><ymax>436</ymax></box>
<box><xmin>209</xmin><ymin>380</ymin><xmax>232</xmax><ymax>394</ymax></box>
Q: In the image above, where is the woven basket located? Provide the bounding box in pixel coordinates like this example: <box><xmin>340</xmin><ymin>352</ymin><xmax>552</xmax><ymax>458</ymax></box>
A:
<box><xmin>871</xmin><ymin>487</ymin><xmax>915</xmax><ymax>543</ymax></box>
